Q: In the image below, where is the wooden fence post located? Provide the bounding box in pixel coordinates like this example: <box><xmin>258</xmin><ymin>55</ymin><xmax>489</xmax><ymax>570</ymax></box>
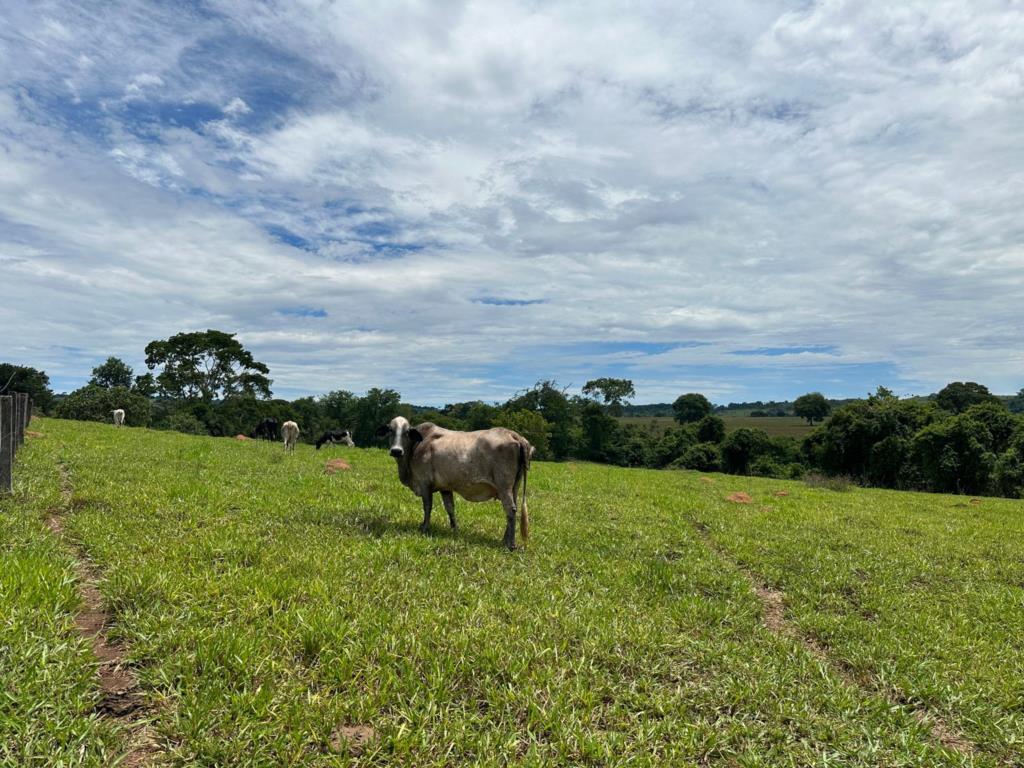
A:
<box><xmin>0</xmin><ymin>396</ymin><xmax>12</xmax><ymax>495</ymax></box>
<box><xmin>16</xmin><ymin>393</ymin><xmax>28</xmax><ymax>448</ymax></box>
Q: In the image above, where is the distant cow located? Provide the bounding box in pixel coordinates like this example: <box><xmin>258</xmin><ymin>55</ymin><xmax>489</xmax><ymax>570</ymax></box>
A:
<box><xmin>112</xmin><ymin>409</ymin><xmax>125</xmax><ymax>427</ymax></box>
<box><xmin>316</xmin><ymin>429</ymin><xmax>355</xmax><ymax>449</ymax></box>
<box><xmin>377</xmin><ymin>416</ymin><xmax>532</xmax><ymax>550</ymax></box>
<box><xmin>251</xmin><ymin>418</ymin><xmax>279</xmax><ymax>441</ymax></box>
<box><xmin>281</xmin><ymin>420</ymin><xmax>300</xmax><ymax>451</ymax></box>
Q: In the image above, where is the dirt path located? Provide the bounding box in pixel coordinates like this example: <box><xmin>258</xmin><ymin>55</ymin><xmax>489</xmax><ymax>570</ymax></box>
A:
<box><xmin>46</xmin><ymin>463</ymin><xmax>162</xmax><ymax>766</ymax></box>
<box><xmin>691</xmin><ymin>518</ymin><xmax>978</xmax><ymax>760</ymax></box>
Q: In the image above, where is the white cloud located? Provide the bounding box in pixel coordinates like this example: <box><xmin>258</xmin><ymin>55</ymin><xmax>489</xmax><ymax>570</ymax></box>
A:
<box><xmin>1</xmin><ymin>0</ymin><xmax>1023</xmax><ymax>402</ymax></box>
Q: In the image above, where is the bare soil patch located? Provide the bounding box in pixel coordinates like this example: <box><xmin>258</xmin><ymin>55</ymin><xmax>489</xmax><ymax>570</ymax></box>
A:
<box><xmin>331</xmin><ymin>724</ymin><xmax>376</xmax><ymax>755</ymax></box>
<box><xmin>774</xmin><ymin>490</ymin><xmax>790</xmax><ymax>497</ymax></box>
<box><xmin>325</xmin><ymin>458</ymin><xmax>351</xmax><ymax>474</ymax></box>
<box><xmin>46</xmin><ymin>463</ymin><xmax>162</xmax><ymax>765</ymax></box>
<box><xmin>726</xmin><ymin>492</ymin><xmax>753</xmax><ymax>504</ymax></box>
<box><xmin>26</xmin><ymin>430</ymin><xmax>44</xmax><ymax>438</ymax></box>
<box><xmin>234</xmin><ymin>434</ymin><xmax>252</xmax><ymax>441</ymax></box>
<box><xmin>700</xmin><ymin>477</ymin><xmax>714</xmax><ymax>484</ymax></box>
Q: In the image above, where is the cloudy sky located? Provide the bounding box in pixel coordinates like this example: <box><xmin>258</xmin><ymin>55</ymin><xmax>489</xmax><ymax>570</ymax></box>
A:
<box><xmin>2</xmin><ymin>1</ymin><xmax>1022</xmax><ymax>404</ymax></box>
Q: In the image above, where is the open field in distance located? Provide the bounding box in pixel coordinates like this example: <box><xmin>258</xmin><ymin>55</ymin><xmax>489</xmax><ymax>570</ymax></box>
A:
<box><xmin>3</xmin><ymin>418</ymin><xmax>1022</xmax><ymax>766</ymax></box>
<box><xmin>620</xmin><ymin>415</ymin><xmax>818</xmax><ymax>439</ymax></box>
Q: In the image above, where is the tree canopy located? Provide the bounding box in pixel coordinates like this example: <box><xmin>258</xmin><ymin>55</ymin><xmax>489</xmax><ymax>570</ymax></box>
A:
<box><xmin>934</xmin><ymin>381</ymin><xmax>999</xmax><ymax>414</ymax></box>
<box><xmin>793</xmin><ymin>392</ymin><xmax>831</xmax><ymax>425</ymax></box>
<box><xmin>672</xmin><ymin>393</ymin><xmax>712</xmax><ymax>424</ymax></box>
<box><xmin>0</xmin><ymin>363</ymin><xmax>54</xmax><ymax>413</ymax></box>
<box><xmin>582</xmin><ymin>378</ymin><xmax>636</xmax><ymax>416</ymax></box>
<box><xmin>89</xmin><ymin>356</ymin><xmax>134</xmax><ymax>389</ymax></box>
<box><xmin>144</xmin><ymin>330</ymin><xmax>272</xmax><ymax>401</ymax></box>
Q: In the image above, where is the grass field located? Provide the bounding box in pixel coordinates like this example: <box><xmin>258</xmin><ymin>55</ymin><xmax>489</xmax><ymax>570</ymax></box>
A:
<box><xmin>620</xmin><ymin>415</ymin><xmax>817</xmax><ymax>439</ymax></box>
<box><xmin>3</xmin><ymin>418</ymin><xmax>1023</xmax><ymax>766</ymax></box>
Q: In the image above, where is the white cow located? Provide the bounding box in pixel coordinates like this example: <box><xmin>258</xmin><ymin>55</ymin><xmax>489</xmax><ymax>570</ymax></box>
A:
<box><xmin>281</xmin><ymin>420</ymin><xmax>300</xmax><ymax>451</ymax></box>
<box><xmin>112</xmin><ymin>409</ymin><xmax>126</xmax><ymax>427</ymax></box>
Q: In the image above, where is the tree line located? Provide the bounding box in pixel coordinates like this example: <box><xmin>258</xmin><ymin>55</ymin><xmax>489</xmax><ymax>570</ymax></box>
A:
<box><xmin>4</xmin><ymin>330</ymin><xmax>1024</xmax><ymax>499</ymax></box>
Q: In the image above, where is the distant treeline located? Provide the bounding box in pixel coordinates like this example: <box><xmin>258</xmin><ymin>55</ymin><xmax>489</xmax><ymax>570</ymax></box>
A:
<box><xmin>5</xmin><ymin>330</ymin><xmax>1024</xmax><ymax>499</ymax></box>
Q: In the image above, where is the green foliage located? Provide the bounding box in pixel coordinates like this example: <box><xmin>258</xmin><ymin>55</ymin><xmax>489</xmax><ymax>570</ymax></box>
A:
<box><xmin>506</xmin><ymin>381</ymin><xmax>577</xmax><ymax>459</ymax></box>
<box><xmin>695</xmin><ymin>414</ymin><xmax>726</xmax><ymax>443</ymax></box>
<box><xmin>0</xmin><ymin>363</ymin><xmax>54</xmax><ymax>413</ymax></box>
<box><xmin>492</xmin><ymin>409</ymin><xmax>551</xmax><ymax>460</ymax></box>
<box><xmin>144</xmin><ymin>329</ymin><xmax>272</xmax><ymax>401</ymax></box>
<box><xmin>89</xmin><ymin>356</ymin><xmax>134</xmax><ymax>389</ymax></box>
<box><xmin>443</xmin><ymin>401</ymin><xmax>501</xmax><ymax>430</ymax></box>
<box><xmin>675</xmin><ymin>441</ymin><xmax>721</xmax><ymax>471</ymax></box>
<box><xmin>721</xmin><ymin>427</ymin><xmax>771</xmax><ymax>475</ymax></box>
<box><xmin>581</xmin><ymin>377</ymin><xmax>635</xmax><ymax>416</ymax></box>
<box><xmin>165</xmin><ymin>410</ymin><xmax>207</xmax><ymax>435</ymax></box>
<box><xmin>353</xmin><ymin>388</ymin><xmax>405</xmax><ymax>447</ymax></box>
<box><xmin>578</xmin><ymin>401</ymin><xmax>621</xmax><ymax>462</ymax></box>
<box><xmin>54</xmin><ymin>384</ymin><xmax>152</xmax><ymax>426</ymax></box>
<box><xmin>1009</xmin><ymin>388</ymin><xmax>1024</xmax><ymax>414</ymax></box>
<box><xmin>672</xmin><ymin>392</ymin><xmax>712</xmax><ymax>424</ymax></box>
<box><xmin>793</xmin><ymin>392</ymin><xmax>831</xmax><ymax>425</ymax></box>
<box><xmin>653</xmin><ymin>426</ymin><xmax>697</xmax><ymax>468</ymax></box>
<box><xmin>912</xmin><ymin>415</ymin><xmax>996</xmax><ymax>495</ymax></box>
<box><xmin>934</xmin><ymin>381</ymin><xmax>999</xmax><ymax>414</ymax></box>
<box><xmin>132</xmin><ymin>372</ymin><xmax>158</xmax><ymax>397</ymax></box>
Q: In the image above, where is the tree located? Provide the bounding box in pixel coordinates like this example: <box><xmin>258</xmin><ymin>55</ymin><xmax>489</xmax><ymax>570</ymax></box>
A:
<box><xmin>133</xmin><ymin>373</ymin><xmax>158</xmax><ymax>397</ymax></box>
<box><xmin>89</xmin><ymin>357</ymin><xmax>134</xmax><ymax>389</ymax></box>
<box><xmin>912</xmin><ymin>415</ymin><xmax>996</xmax><ymax>495</ymax></box>
<box><xmin>353</xmin><ymin>388</ymin><xmax>404</xmax><ymax>446</ymax></box>
<box><xmin>578</xmin><ymin>401</ymin><xmax>621</xmax><ymax>462</ymax></box>
<box><xmin>581</xmin><ymin>378</ymin><xmax>635</xmax><ymax>416</ymax></box>
<box><xmin>493</xmin><ymin>409</ymin><xmax>551</xmax><ymax>460</ymax></box>
<box><xmin>934</xmin><ymin>381</ymin><xmax>999</xmax><ymax>414</ymax></box>
<box><xmin>793</xmin><ymin>392</ymin><xmax>831</xmax><ymax>425</ymax></box>
<box><xmin>144</xmin><ymin>330</ymin><xmax>272</xmax><ymax>401</ymax></box>
<box><xmin>721</xmin><ymin>428</ymin><xmax>771</xmax><ymax>475</ymax></box>
<box><xmin>0</xmin><ymin>363</ymin><xmax>54</xmax><ymax>413</ymax></box>
<box><xmin>1008</xmin><ymin>388</ymin><xmax>1024</xmax><ymax>414</ymax></box>
<box><xmin>696</xmin><ymin>414</ymin><xmax>726</xmax><ymax>443</ymax></box>
<box><xmin>675</xmin><ymin>442</ymin><xmax>721</xmax><ymax>472</ymax></box>
<box><xmin>672</xmin><ymin>393</ymin><xmax>712</xmax><ymax>424</ymax></box>
<box><xmin>506</xmin><ymin>381</ymin><xmax>578</xmax><ymax>459</ymax></box>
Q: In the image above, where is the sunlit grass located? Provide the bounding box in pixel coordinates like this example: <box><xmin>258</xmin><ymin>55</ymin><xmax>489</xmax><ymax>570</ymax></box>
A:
<box><xmin>4</xmin><ymin>417</ymin><xmax>1022</xmax><ymax>766</ymax></box>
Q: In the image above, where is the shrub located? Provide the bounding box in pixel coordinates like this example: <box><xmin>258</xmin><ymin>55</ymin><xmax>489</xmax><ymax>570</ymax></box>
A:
<box><xmin>55</xmin><ymin>385</ymin><xmax>152</xmax><ymax>427</ymax></box>
<box><xmin>675</xmin><ymin>442</ymin><xmax>721</xmax><ymax>472</ymax></box>
<box><xmin>721</xmin><ymin>428</ymin><xmax>771</xmax><ymax>475</ymax></box>
<box><xmin>695</xmin><ymin>415</ymin><xmax>726</xmax><ymax>444</ymax></box>
<box><xmin>165</xmin><ymin>411</ymin><xmax>207</xmax><ymax>435</ymax></box>
<box><xmin>493</xmin><ymin>409</ymin><xmax>552</xmax><ymax>460</ymax></box>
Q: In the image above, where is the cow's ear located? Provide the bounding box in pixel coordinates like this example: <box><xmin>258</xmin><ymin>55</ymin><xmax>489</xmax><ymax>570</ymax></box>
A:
<box><xmin>375</xmin><ymin>424</ymin><xmax>389</xmax><ymax>437</ymax></box>
<box><xmin>409</xmin><ymin>428</ymin><xmax>423</xmax><ymax>444</ymax></box>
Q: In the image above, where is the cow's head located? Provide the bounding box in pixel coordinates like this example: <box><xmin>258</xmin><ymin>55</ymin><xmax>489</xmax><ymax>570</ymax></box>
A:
<box><xmin>376</xmin><ymin>416</ymin><xmax>422</xmax><ymax>458</ymax></box>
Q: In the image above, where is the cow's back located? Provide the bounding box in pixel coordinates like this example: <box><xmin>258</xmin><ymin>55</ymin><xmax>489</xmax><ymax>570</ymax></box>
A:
<box><xmin>412</xmin><ymin>424</ymin><xmax>528</xmax><ymax>500</ymax></box>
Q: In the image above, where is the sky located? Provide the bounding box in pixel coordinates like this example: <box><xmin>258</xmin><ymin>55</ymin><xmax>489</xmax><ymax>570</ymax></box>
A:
<box><xmin>2</xmin><ymin>1</ymin><xmax>1023</xmax><ymax>405</ymax></box>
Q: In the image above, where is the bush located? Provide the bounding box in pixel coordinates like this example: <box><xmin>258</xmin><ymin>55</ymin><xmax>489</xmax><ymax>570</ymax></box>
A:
<box><xmin>653</xmin><ymin>426</ymin><xmax>697</xmax><ymax>467</ymax></box>
<box><xmin>721</xmin><ymin>428</ymin><xmax>771</xmax><ymax>475</ymax></box>
<box><xmin>675</xmin><ymin>442</ymin><xmax>721</xmax><ymax>472</ymax></box>
<box><xmin>55</xmin><ymin>385</ymin><xmax>152</xmax><ymax>427</ymax></box>
<box><xmin>493</xmin><ymin>409</ymin><xmax>552</xmax><ymax>460</ymax></box>
<box><xmin>695</xmin><ymin>415</ymin><xmax>726</xmax><ymax>444</ymax></box>
<box><xmin>165</xmin><ymin>411</ymin><xmax>207</xmax><ymax>435</ymax></box>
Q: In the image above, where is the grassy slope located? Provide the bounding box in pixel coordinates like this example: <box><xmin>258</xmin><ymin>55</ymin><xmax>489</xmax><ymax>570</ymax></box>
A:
<box><xmin>5</xmin><ymin>418</ymin><xmax>1024</xmax><ymax>766</ymax></box>
<box><xmin>620</xmin><ymin>415</ymin><xmax>816</xmax><ymax>439</ymax></box>
<box><xmin>0</xmin><ymin>433</ymin><xmax>119</xmax><ymax>766</ymax></box>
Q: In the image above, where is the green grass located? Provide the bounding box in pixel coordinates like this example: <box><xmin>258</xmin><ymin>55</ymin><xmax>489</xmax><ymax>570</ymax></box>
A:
<box><xmin>620</xmin><ymin>415</ymin><xmax>817</xmax><ymax>439</ymax></box>
<box><xmin>4</xmin><ymin>417</ymin><xmax>1024</xmax><ymax>766</ymax></box>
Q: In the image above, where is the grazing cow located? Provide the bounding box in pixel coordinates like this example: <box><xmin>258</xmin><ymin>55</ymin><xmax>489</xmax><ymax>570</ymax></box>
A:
<box><xmin>376</xmin><ymin>416</ymin><xmax>532</xmax><ymax>550</ymax></box>
<box><xmin>281</xmin><ymin>420</ymin><xmax>300</xmax><ymax>451</ymax></box>
<box><xmin>251</xmin><ymin>418</ymin><xmax>279</xmax><ymax>441</ymax></box>
<box><xmin>112</xmin><ymin>409</ymin><xmax>125</xmax><ymax>427</ymax></box>
<box><xmin>316</xmin><ymin>429</ymin><xmax>355</xmax><ymax>449</ymax></box>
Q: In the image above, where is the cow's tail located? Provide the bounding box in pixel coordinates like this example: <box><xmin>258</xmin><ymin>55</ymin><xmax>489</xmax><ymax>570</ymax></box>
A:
<box><xmin>517</xmin><ymin>441</ymin><xmax>530</xmax><ymax>543</ymax></box>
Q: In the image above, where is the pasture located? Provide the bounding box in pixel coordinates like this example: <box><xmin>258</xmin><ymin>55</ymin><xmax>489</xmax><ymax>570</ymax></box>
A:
<box><xmin>3</xmin><ymin>418</ymin><xmax>1023</xmax><ymax>767</ymax></box>
<box><xmin>620</xmin><ymin>414</ymin><xmax>817</xmax><ymax>439</ymax></box>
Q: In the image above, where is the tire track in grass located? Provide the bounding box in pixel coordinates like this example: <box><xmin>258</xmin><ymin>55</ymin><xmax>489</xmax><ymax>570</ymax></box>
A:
<box><xmin>45</xmin><ymin>461</ymin><xmax>162</xmax><ymax>767</ymax></box>
<box><xmin>690</xmin><ymin>517</ymin><xmax>979</xmax><ymax>761</ymax></box>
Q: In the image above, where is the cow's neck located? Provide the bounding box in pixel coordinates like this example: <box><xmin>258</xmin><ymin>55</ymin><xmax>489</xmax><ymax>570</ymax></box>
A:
<box><xmin>395</xmin><ymin>454</ymin><xmax>413</xmax><ymax>487</ymax></box>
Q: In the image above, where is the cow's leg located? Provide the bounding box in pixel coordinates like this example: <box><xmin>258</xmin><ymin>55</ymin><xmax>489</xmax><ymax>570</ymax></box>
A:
<box><xmin>441</xmin><ymin>491</ymin><xmax>457</xmax><ymax>529</ymax></box>
<box><xmin>420</xmin><ymin>493</ymin><xmax>433</xmax><ymax>533</ymax></box>
<box><xmin>500</xmin><ymin>491</ymin><xmax>517</xmax><ymax>551</ymax></box>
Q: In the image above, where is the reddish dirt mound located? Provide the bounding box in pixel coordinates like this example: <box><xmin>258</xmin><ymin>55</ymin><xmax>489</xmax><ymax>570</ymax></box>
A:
<box><xmin>325</xmin><ymin>459</ymin><xmax>351</xmax><ymax>474</ymax></box>
<box><xmin>700</xmin><ymin>477</ymin><xmax>715</xmax><ymax>484</ymax></box>
<box><xmin>774</xmin><ymin>490</ymin><xmax>790</xmax><ymax>497</ymax></box>
<box><xmin>26</xmin><ymin>430</ymin><xmax>44</xmax><ymax>438</ymax></box>
<box><xmin>331</xmin><ymin>724</ymin><xmax>375</xmax><ymax>755</ymax></box>
<box><xmin>234</xmin><ymin>434</ymin><xmax>253</xmax><ymax>441</ymax></box>
<box><xmin>969</xmin><ymin>498</ymin><xmax>982</xmax><ymax>505</ymax></box>
<box><xmin>726</xmin><ymin>492</ymin><xmax>753</xmax><ymax>504</ymax></box>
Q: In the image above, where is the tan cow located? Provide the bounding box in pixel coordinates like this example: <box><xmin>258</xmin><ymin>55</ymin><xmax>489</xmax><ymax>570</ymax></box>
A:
<box><xmin>377</xmin><ymin>416</ymin><xmax>532</xmax><ymax>550</ymax></box>
<box><xmin>281</xmin><ymin>420</ymin><xmax>300</xmax><ymax>451</ymax></box>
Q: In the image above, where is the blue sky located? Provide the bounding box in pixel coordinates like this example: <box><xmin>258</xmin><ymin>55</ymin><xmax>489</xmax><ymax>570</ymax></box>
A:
<box><xmin>2</xmin><ymin>1</ymin><xmax>1023</xmax><ymax>404</ymax></box>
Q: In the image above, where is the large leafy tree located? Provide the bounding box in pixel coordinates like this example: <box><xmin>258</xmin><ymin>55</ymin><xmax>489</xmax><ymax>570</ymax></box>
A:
<box><xmin>55</xmin><ymin>385</ymin><xmax>152</xmax><ymax>427</ymax></box>
<box><xmin>672</xmin><ymin>393</ymin><xmax>712</xmax><ymax>424</ymax></box>
<box><xmin>144</xmin><ymin>330</ymin><xmax>272</xmax><ymax>401</ymax></box>
<box><xmin>0</xmin><ymin>363</ymin><xmax>54</xmax><ymax>413</ymax></box>
<box><xmin>793</xmin><ymin>392</ymin><xmax>831</xmax><ymax>425</ymax></box>
<box><xmin>934</xmin><ymin>381</ymin><xmax>999</xmax><ymax>414</ymax></box>
<box><xmin>581</xmin><ymin>378</ymin><xmax>635</xmax><ymax>416</ymax></box>
<box><xmin>89</xmin><ymin>357</ymin><xmax>134</xmax><ymax>389</ymax></box>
